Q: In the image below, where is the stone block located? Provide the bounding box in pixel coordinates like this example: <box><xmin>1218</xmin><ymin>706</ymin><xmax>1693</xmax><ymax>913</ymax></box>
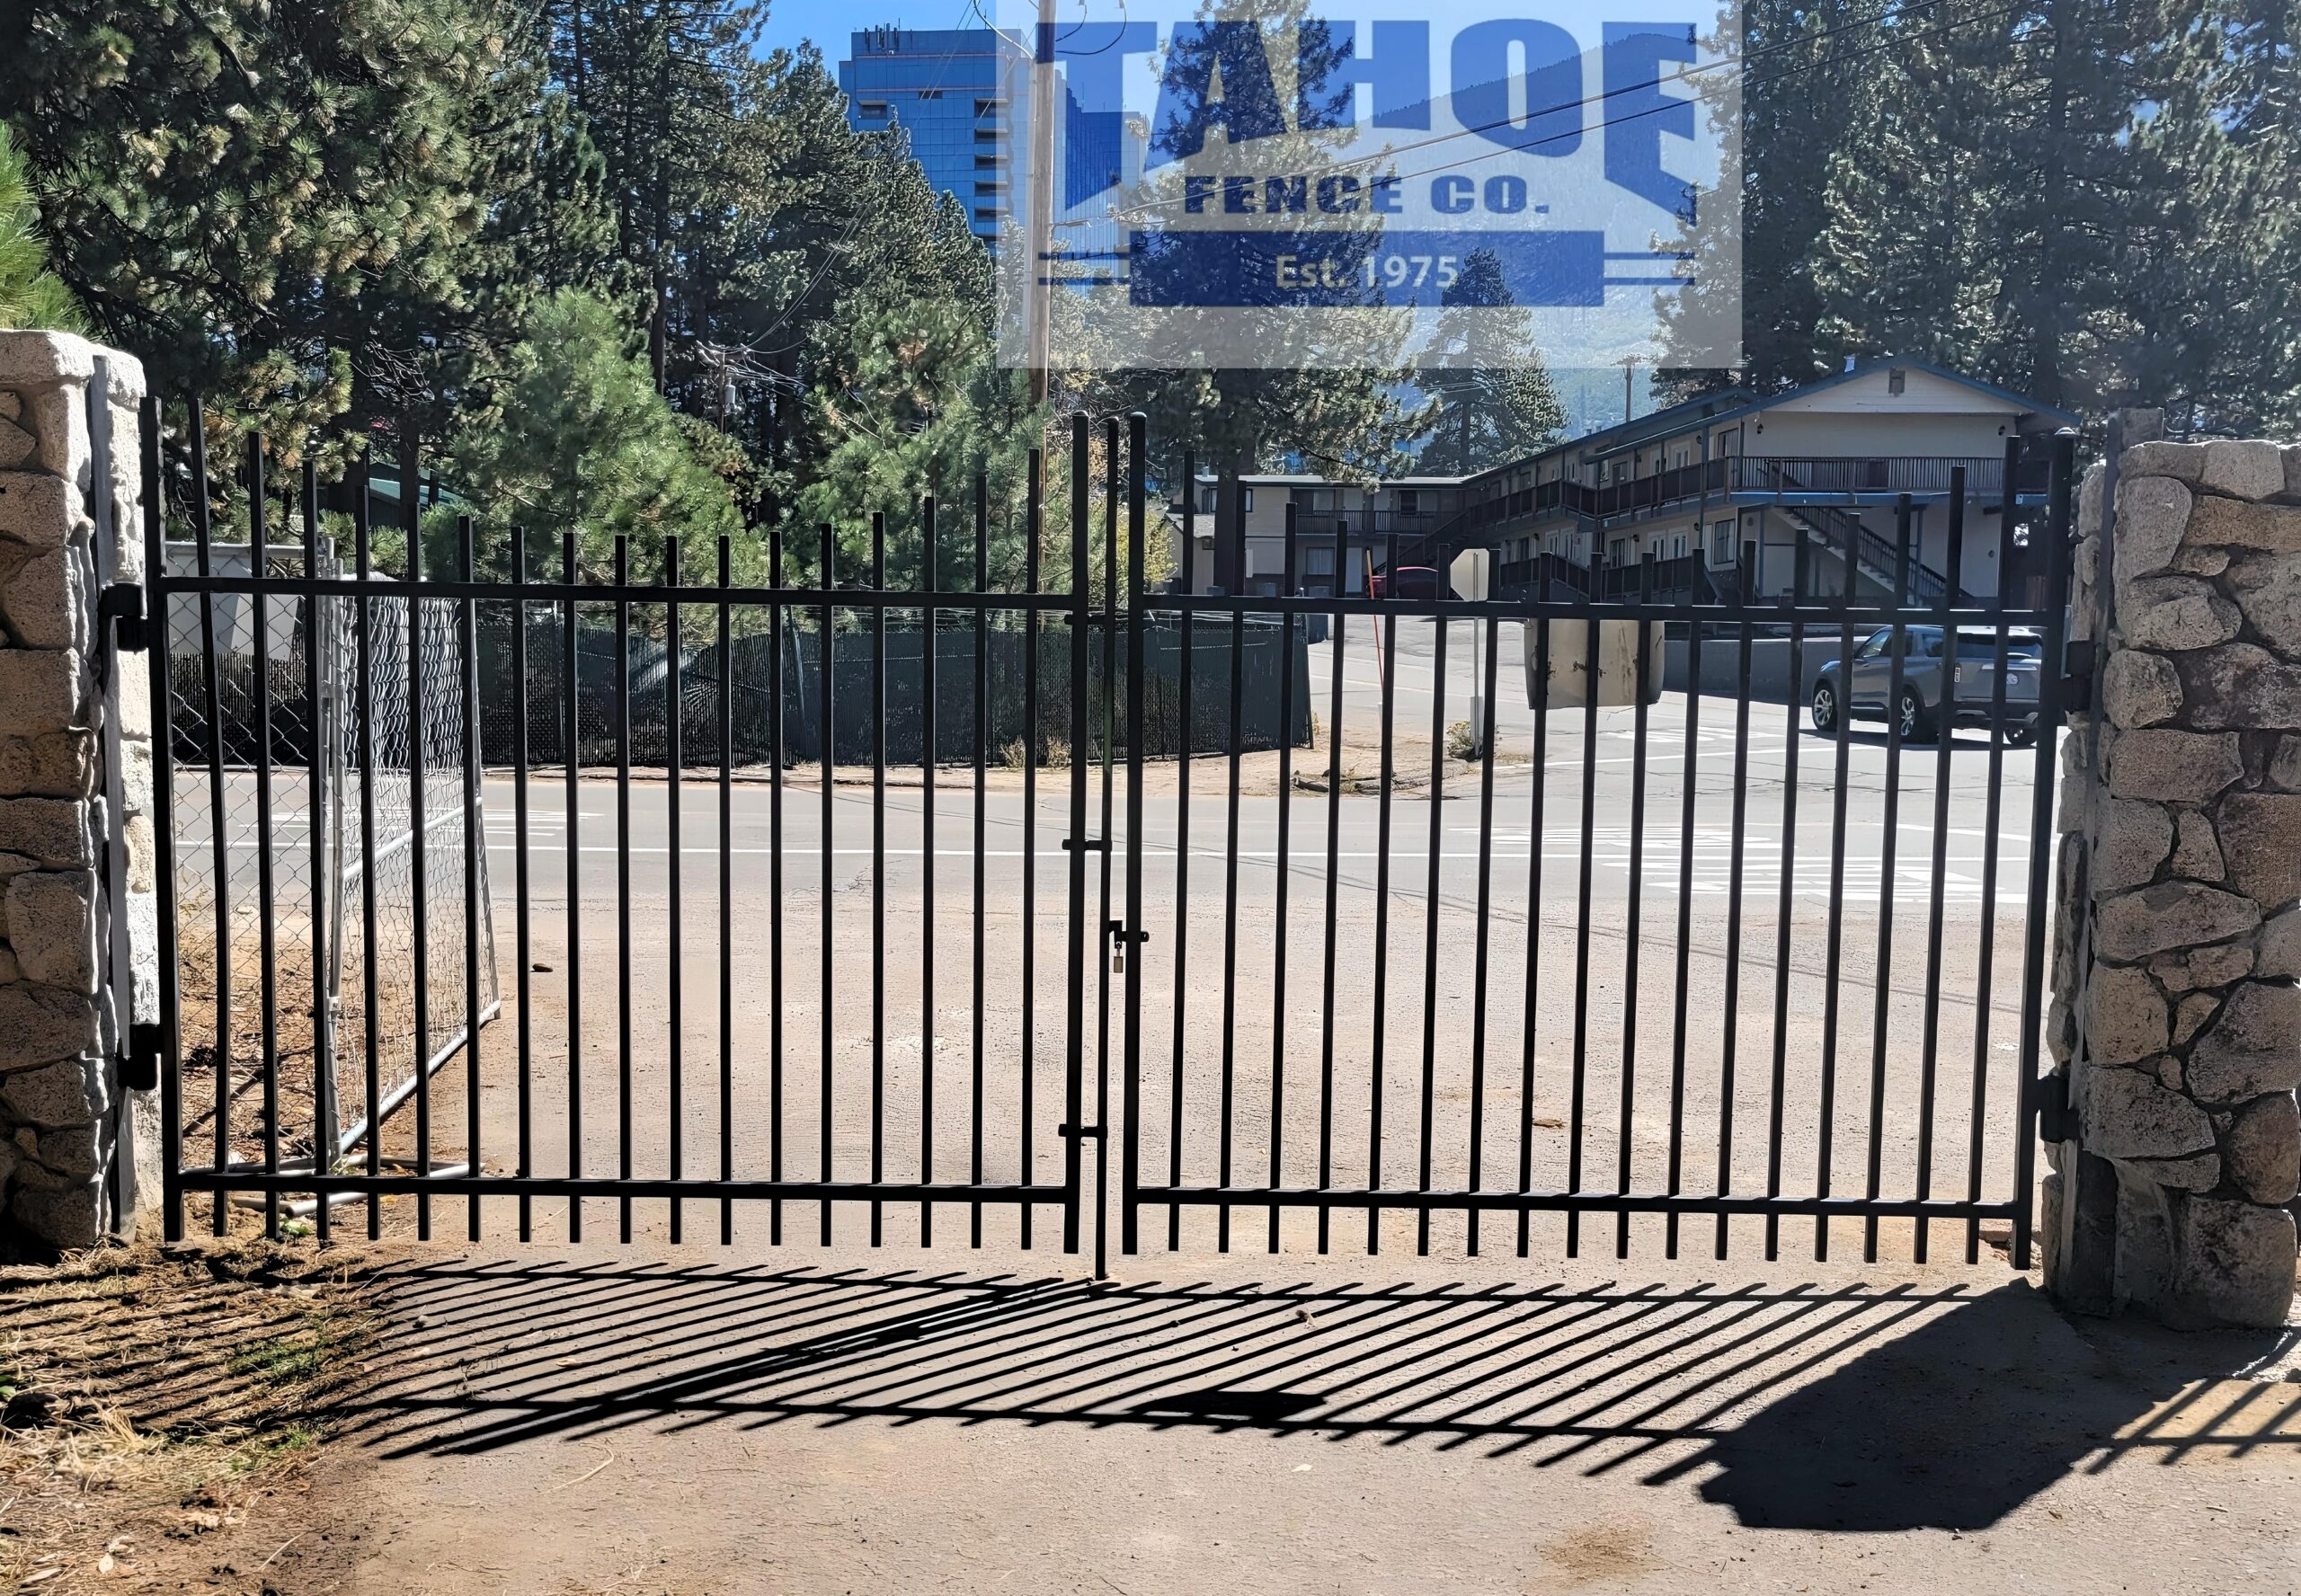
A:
<box><xmin>2186</xmin><ymin>980</ymin><xmax>2301</xmax><ymax>1102</ymax></box>
<box><xmin>2106</xmin><ymin>729</ymin><xmax>2243</xmax><ymax>803</ymax></box>
<box><xmin>2187</xmin><ymin>940</ymin><xmax>2258</xmax><ymax>990</ymax></box>
<box><xmin>2079</xmin><ymin>463</ymin><xmax>2104</xmax><ymax>537</ymax></box>
<box><xmin>2170</xmin><ymin>545</ymin><xmax>2230</xmax><ymax>576</ymax></box>
<box><xmin>2200</xmin><ymin>441</ymin><xmax>2288</xmax><ymax>501</ymax></box>
<box><xmin>2084</xmin><ymin>963</ymin><xmax>2170</xmax><ymax>1065</ymax></box>
<box><xmin>2117</xmin><ymin>575</ymin><xmax>2243</xmax><ymax>651</ymax></box>
<box><xmin>2127</xmin><ymin>1153</ymin><xmax>2221</xmax><ymax>1191</ymax></box>
<box><xmin>0</xmin><ymin>332</ymin><xmax>95</xmax><ymax>388</ymax></box>
<box><xmin>2120</xmin><ymin>441</ymin><xmax>2208</xmax><ymax>483</ymax></box>
<box><xmin>2187</xmin><ymin>494</ymin><xmax>2301</xmax><ymax>552</ymax></box>
<box><xmin>2288</xmin><ymin>445</ymin><xmax>2301</xmax><ymax>500</ymax></box>
<box><xmin>2173</xmin><ymin>993</ymin><xmax>2219</xmax><ymax>1048</ymax></box>
<box><xmin>2079</xmin><ymin>1063</ymin><xmax>2215</xmax><ymax>1160</ymax></box>
<box><xmin>0</xmin><ymin>1052</ymin><xmax>104</xmax><ymax>1125</ymax></box>
<box><xmin>0</xmin><ymin>732</ymin><xmax>93</xmax><ymax>797</ymax></box>
<box><xmin>2112</xmin><ymin>475</ymin><xmax>2191</xmax><ymax>583</ymax></box>
<box><xmin>2224</xmin><ymin>1091</ymin><xmax>2299</xmax><ymax>1205</ymax></box>
<box><xmin>2091</xmin><ymin>799</ymin><xmax>2173</xmax><ymax>896</ymax></box>
<box><xmin>0</xmin><ymin>647</ymin><xmax>85</xmax><ymax>737</ymax></box>
<box><xmin>0</xmin><ymin>472</ymin><xmax>85</xmax><ymax>548</ymax></box>
<box><xmin>2270</xmin><ymin>737</ymin><xmax>2301</xmax><ymax>792</ymax></box>
<box><xmin>22</xmin><ymin>386</ymin><xmax>89</xmax><ymax>490</ymax></box>
<box><xmin>2169</xmin><ymin>1195</ymin><xmax>2297</xmax><ymax>1328</ymax></box>
<box><xmin>2101</xmin><ymin>650</ymin><xmax>2182</xmax><ymax>728</ymax></box>
<box><xmin>0</xmin><ymin>542</ymin><xmax>88</xmax><ymax>652</ymax></box>
<box><xmin>33</xmin><ymin>1122</ymin><xmax>101</xmax><ymax>1178</ymax></box>
<box><xmin>2095</xmin><ymin>880</ymin><xmax>2260</xmax><ymax>962</ymax></box>
<box><xmin>2261</xmin><ymin>907</ymin><xmax>2301</xmax><ymax>980</ymax></box>
<box><xmin>0</xmin><ymin>795</ymin><xmax>91</xmax><ymax>867</ymax></box>
<box><xmin>2171</xmin><ymin>811</ymin><xmax>2225</xmax><ymax>881</ymax></box>
<box><xmin>2224</xmin><ymin>553</ymin><xmax>2301</xmax><ymax>660</ymax></box>
<box><xmin>10</xmin><ymin>1181</ymin><xmax>101</xmax><ymax>1251</ymax></box>
<box><xmin>0</xmin><ymin>982</ymin><xmax>95</xmax><ymax>1073</ymax></box>
<box><xmin>4</xmin><ymin>869</ymin><xmax>96</xmax><ymax>991</ymax></box>
<box><xmin>0</xmin><ymin>416</ymin><xmax>32</xmax><ymax>471</ymax></box>
<box><xmin>2217</xmin><ymin>793</ymin><xmax>2301</xmax><ymax>909</ymax></box>
<box><xmin>2175</xmin><ymin>643</ymin><xmax>2301</xmax><ymax>730</ymax></box>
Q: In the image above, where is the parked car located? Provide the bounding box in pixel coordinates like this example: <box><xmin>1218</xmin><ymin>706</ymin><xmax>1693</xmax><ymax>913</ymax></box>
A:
<box><xmin>1810</xmin><ymin>625</ymin><xmax>2045</xmax><ymax>743</ymax></box>
<box><xmin>1372</xmin><ymin>565</ymin><xmax>1441</xmax><ymax>600</ymax></box>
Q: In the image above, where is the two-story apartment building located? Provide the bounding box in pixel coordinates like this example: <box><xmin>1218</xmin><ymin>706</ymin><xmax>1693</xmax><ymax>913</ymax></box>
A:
<box><xmin>1435</xmin><ymin>359</ymin><xmax>2078</xmax><ymax>605</ymax></box>
<box><xmin>1168</xmin><ymin>474</ymin><xmax>1472</xmax><ymax>596</ymax></box>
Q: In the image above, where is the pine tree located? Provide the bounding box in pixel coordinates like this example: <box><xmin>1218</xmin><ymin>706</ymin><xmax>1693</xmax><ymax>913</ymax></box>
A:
<box><xmin>1413</xmin><ymin>251</ymin><xmax>1567</xmax><ymax>475</ymax></box>
<box><xmin>4</xmin><ymin>0</ymin><xmax>564</xmax><ymax>448</ymax></box>
<box><xmin>0</xmin><ymin>123</ymin><xmax>81</xmax><ymax>332</ymax></box>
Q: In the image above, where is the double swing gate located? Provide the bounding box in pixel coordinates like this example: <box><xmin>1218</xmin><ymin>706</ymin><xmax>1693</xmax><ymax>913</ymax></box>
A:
<box><xmin>147</xmin><ymin>407</ymin><xmax>2079</xmax><ymax>1272</ymax></box>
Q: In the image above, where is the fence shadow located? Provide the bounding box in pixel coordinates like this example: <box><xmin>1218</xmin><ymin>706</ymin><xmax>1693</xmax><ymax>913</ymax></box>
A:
<box><xmin>318</xmin><ymin>1258</ymin><xmax>2300</xmax><ymax>1532</ymax></box>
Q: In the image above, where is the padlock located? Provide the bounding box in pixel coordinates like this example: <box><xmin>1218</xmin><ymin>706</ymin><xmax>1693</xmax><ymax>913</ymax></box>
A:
<box><xmin>1112</xmin><ymin>945</ymin><xmax>1124</xmax><ymax>973</ymax></box>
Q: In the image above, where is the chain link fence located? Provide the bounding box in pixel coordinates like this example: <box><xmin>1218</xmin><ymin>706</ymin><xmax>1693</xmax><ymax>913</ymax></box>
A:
<box><xmin>164</xmin><ymin>543</ymin><xmax>497</xmax><ymax>1173</ymax></box>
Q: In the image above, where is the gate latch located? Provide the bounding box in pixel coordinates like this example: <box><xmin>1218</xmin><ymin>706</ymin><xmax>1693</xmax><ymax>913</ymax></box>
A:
<box><xmin>2061</xmin><ymin>638</ymin><xmax>2095</xmax><ymax>713</ymax></box>
<box><xmin>1106</xmin><ymin>919</ymin><xmax>1148</xmax><ymax>973</ymax></box>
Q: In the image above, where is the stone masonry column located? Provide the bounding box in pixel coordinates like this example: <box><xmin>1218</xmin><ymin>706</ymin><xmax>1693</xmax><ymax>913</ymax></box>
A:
<box><xmin>2043</xmin><ymin>418</ymin><xmax>2301</xmax><ymax>1328</ymax></box>
<box><xmin>0</xmin><ymin>332</ymin><xmax>156</xmax><ymax>1255</ymax></box>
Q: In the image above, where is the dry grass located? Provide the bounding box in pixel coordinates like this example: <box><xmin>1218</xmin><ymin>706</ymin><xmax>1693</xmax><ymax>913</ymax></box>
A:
<box><xmin>0</xmin><ymin>1241</ymin><xmax>385</xmax><ymax>1592</ymax></box>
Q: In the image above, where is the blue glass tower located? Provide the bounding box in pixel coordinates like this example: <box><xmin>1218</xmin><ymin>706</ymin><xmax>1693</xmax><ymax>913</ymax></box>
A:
<box><xmin>840</xmin><ymin>28</ymin><xmax>1024</xmax><ymax>255</ymax></box>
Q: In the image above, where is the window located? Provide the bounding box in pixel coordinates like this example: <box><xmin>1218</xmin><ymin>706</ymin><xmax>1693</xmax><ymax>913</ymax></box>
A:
<box><xmin>975</xmin><ymin>155</ymin><xmax>999</xmax><ymax>169</ymax></box>
<box><xmin>1398</xmin><ymin>489</ymin><xmax>1419</xmax><ymax>515</ymax></box>
<box><xmin>1196</xmin><ymin>485</ymin><xmax>1216</xmax><ymax>513</ymax></box>
<box><xmin>1711</xmin><ymin>519</ymin><xmax>1736</xmax><ymax>563</ymax></box>
<box><xmin>917</xmin><ymin>88</ymin><xmax>943</xmax><ymax>100</ymax></box>
<box><xmin>973</xmin><ymin>208</ymin><xmax>999</xmax><ymax>222</ymax></box>
<box><xmin>1241</xmin><ymin>487</ymin><xmax>1254</xmax><ymax>512</ymax></box>
<box><xmin>1888</xmin><ymin>368</ymin><xmax>1907</xmax><ymax>395</ymax></box>
<box><xmin>858</xmin><ymin>100</ymin><xmax>889</xmax><ymax>118</ymax></box>
<box><xmin>1305</xmin><ymin>547</ymin><xmax>1336</xmax><ymax>578</ymax></box>
<box><xmin>1608</xmin><ymin>537</ymin><xmax>1629</xmax><ymax>565</ymax></box>
<box><xmin>1853</xmin><ymin>629</ymin><xmax>1891</xmax><ymax>661</ymax></box>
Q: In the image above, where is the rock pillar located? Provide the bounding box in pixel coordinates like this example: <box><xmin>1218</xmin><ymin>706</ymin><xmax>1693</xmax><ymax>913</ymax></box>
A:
<box><xmin>2045</xmin><ymin>417</ymin><xmax>2301</xmax><ymax>1328</ymax></box>
<box><xmin>0</xmin><ymin>332</ymin><xmax>157</xmax><ymax>1255</ymax></box>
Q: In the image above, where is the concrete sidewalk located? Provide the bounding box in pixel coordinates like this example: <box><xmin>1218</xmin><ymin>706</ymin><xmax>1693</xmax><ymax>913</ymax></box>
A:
<box><xmin>307</xmin><ymin>1240</ymin><xmax>2301</xmax><ymax>1595</ymax></box>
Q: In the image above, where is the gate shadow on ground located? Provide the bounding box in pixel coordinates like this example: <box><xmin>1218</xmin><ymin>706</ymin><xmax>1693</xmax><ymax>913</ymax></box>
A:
<box><xmin>333</xmin><ymin>1259</ymin><xmax>2300</xmax><ymax>1533</ymax></box>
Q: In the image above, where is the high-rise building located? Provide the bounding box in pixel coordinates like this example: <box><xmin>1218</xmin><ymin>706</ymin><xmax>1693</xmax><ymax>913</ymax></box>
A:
<box><xmin>840</xmin><ymin>28</ymin><xmax>1022</xmax><ymax>255</ymax></box>
<box><xmin>839</xmin><ymin>26</ymin><xmax>1146</xmax><ymax>267</ymax></box>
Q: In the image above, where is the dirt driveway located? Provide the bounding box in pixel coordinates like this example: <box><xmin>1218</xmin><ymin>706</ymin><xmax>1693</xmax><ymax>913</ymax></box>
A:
<box><xmin>296</xmin><ymin>1240</ymin><xmax>2301</xmax><ymax>1596</ymax></box>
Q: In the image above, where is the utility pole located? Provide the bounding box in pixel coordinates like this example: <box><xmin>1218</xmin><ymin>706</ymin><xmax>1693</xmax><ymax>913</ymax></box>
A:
<box><xmin>1619</xmin><ymin>356</ymin><xmax>1639</xmax><ymax>424</ymax></box>
<box><xmin>1026</xmin><ymin>0</ymin><xmax>1058</xmax><ymax>406</ymax></box>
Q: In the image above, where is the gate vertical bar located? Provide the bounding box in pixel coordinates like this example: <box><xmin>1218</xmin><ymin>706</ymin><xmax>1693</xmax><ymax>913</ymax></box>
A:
<box><xmin>458</xmin><ymin>516</ymin><xmax>483</xmax><ymax>1240</ymax></box>
<box><xmin>145</xmin><ymin>396</ymin><xmax>184</xmax><ymax>1243</ymax></box>
<box><xmin>1021</xmin><ymin>458</ymin><xmax>1041</xmax><ymax>1250</ymax></box>
<box><xmin>665</xmin><ymin>535</ymin><xmax>685</xmax><ymax>1244</ymax></box>
<box><xmin>614</xmin><ymin>533</ymin><xmax>633</xmax><ymax>1243</ymax></box>
<box><xmin>250</xmin><ymin>435</ymin><xmax>280</xmax><ymax>1237</ymax></box>
<box><xmin>1166</xmin><ymin>450</ymin><xmax>1194</xmax><ymax>1252</ymax></box>
<box><xmin>1061</xmin><ymin>416</ymin><xmax>1090</xmax><ymax>1254</ymax></box>
<box><xmin>921</xmin><ymin>496</ymin><xmax>939</xmax><ymax>1245</ymax></box>
<box><xmin>562</xmin><ymin>529</ymin><xmax>582</xmax><ymax>1242</ymax></box>
<box><xmin>1268</xmin><ymin>502</ymin><xmax>1297</xmax><ymax>1253</ymax></box>
<box><xmin>1914</xmin><ymin>473</ymin><xmax>1966</xmax><ymax>1263</ymax></box>
<box><xmin>299</xmin><ymin>459</ymin><xmax>334</xmax><ymax>1243</ymax></box>
<box><xmin>2011</xmin><ymin>433</ymin><xmax>2076</xmax><ymax>1271</ymax></box>
<box><xmin>1096</xmin><ymin>417</ymin><xmax>1118</xmax><ymax>1278</ymax></box>
<box><xmin>1121</xmin><ymin>415</ymin><xmax>1147</xmax><ymax>1255</ymax></box>
<box><xmin>819</xmin><ymin>523</ymin><xmax>837</xmax><ymax>1246</ymax></box>
<box><xmin>190</xmin><ymin>399</ymin><xmax>230</xmax><ymax>1236</ymax></box>
<box><xmin>1863</xmin><ymin>497</ymin><xmax>1915</xmax><ymax>1263</ymax></box>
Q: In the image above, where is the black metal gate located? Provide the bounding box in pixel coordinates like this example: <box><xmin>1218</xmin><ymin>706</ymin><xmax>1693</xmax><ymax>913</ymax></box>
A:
<box><xmin>147</xmin><ymin>404</ymin><xmax>2075</xmax><ymax>1271</ymax></box>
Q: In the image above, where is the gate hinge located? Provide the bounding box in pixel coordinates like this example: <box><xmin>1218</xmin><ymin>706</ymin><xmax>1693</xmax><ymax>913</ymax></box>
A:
<box><xmin>1062</xmin><ymin>837</ymin><xmax>1106</xmax><ymax>852</ymax></box>
<box><xmin>120</xmin><ymin>1021</ymin><xmax>163</xmax><ymax>1091</ymax></box>
<box><xmin>1106</xmin><ymin>920</ymin><xmax>1148</xmax><ymax>944</ymax></box>
<box><xmin>99</xmin><ymin>583</ymin><xmax>149</xmax><ymax>652</ymax></box>
<box><xmin>2060</xmin><ymin>638</ymin><xmax>2095</xmax><ymax>713</ymax></box>
<box><xmin>1057</xmin><ymin>1122</ymin><xmax>1106</xmax><ymax>1140</ymax></box>
<box><xmin>2036</xmin><ymin>1068</ymin><xmax>2074</xmax><ymax>1145</ymax></box>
